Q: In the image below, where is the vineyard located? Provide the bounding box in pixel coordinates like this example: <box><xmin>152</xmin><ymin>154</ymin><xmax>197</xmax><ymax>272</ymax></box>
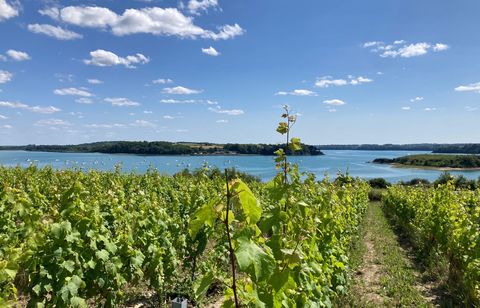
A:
<box><xmin>383</xmin><ymin>184</ymin><xmax>480</xmax><ymax>304</ymax></box>
<box><xmin>1</xmin><ymin>108</ymin><xmax>479</xmax><ymax>307</ymax></box>
<box><xmin>0</xmin><ymin>108</ymin><xmax>372</xmax><ymax>307</ymax></box>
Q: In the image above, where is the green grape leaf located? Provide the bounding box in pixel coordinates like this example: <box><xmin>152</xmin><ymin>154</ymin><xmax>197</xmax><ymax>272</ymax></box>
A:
<box><xmin>189</xmin><ymin>200</ymin><xmax>217</xmax><ymax>238</ymax></box>
<box><xmin>194</xmin><ymin>272</ymin><xmax>214</xmax><ymax>301</ymax></box>
<box><xmin>231</xmin><ymin>180</ymin><xmax>262</xmax><ymax>224</ymax></box>
<box><xmin>70</xmin><ymin>297</ymin><xmax>87</xmax><ymax>308</ymax></box>
<box><xmin>289</xmin><ymin>137</ymin><xmax>302</xmax><ymax>152</ymax></box>
<box><xmin>235</xmin><ymin>236</ymin><xmax>275</xmax><ymax>282</ymax></box>
<box><xmin>276</xmin><ymin>122</ymin><xmax>288</xmax><ymax>134</ymax></box>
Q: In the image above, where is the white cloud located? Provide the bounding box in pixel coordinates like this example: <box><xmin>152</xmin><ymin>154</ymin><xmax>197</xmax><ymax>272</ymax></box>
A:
<box><xmin>104</xmin><ymin>97</ymin><xmax>140</xmax><ymax>107</ymax></box>
<box><xmin>275</xmin><ymin>89</ymin><xmax>317</xmax><ymax>96</ymax></box>
<box><xmin>208</xmin><ymin>106</ymin><xmax>244</xmax><ymax>115</ymax></box>
<box><xmin>465</xmin><ymin>106</ymin><xmax>478</xmax><ymax>112</ymax></box>
<box><xmin>424</xmin><ymin>107</ymin><xmax>436</xmax><ymax>111</ymax></box>
<box><xmin>187</xmin><ymin>0</ymin><xmax>218</xmax><ymax>14</ymax></box>
<box><xmin>152</xmin><ymin>78</ymin><xmax>173</xmax><ymax>84</ymax></box>
<box><xmin>1</xmin><ymin>124</ymin><xmax>12</xmax><ymax>129</ymax></box>
<box><xmin>364</xmin><ymin>40</ymin><xmax>449</xmax><ymax>58</ymax></box>
<box><xmin>162</xmin><ymin>86</ymin><xmax>202</xmax><ymax>95</ymax></box>
<box><xmin>0</xmin><ymin>70</ymin><xmax>12</xmax><ymax>83</ymax></box>
<box><xmin>27</xmin><ymin>24</ymin><xmax>83</xmax><ymax>40</ymax></box>
<box><xmin>163</xmin><ymin>115</ymin><xmax>175</xmax><ymax>120</ymax></box>
<box><xmin>455</xmin><ymin>82</ymin><xmax>480</xmax><ymax>93</ymax></box>
<box><xmin>143</xmin><ymin>110</ymin><xmax>153</xmax><ymax>114</ymax></box>
<box><xmin>0</xmin><ymin>0</ymin><xmax>18</xmax><ymax>22</ymax></box>
<box><xmin>130</xmin><ymin>120</ymin><xmax>156</xmax><ymax>128</ymax></box>
<box><xmin>0</xmin><ymin>101</ymin><xmax>61</xmax><ymax>114</ymax></box>
<box><xmin>202</xmin><ymin>46</ymin><xmax>220</xmax><ymax>56</ymax></box>
<box><xmin>315</xmin><ymin>75</ymin><xmax>372</xmax><ymax>88</ymax></box>
<box><xmin>0</xmin><ymin>114</ymin><xmax>8</xmax><ymax>119</ymax></box>
<box><xmin>6</xmin><ymin>49</ymin><xmax>30</xmax><ymax>61</ymax></box>
<box><xmin>84</xmin><ymin>49</ymin><xmax>149</xmax><ymax>68</ymax></box>
<box><xmin>401</xmin><ymin>106</ymin><xmax>411</xmax><ymax>110</ymax></box>
<box><xmin>87</xmin><ymin>78</ymin><xmax>103</xmax><ymax>84</ymax></box>
<box><xmin>54</xmin><ymin>87</ymin><xmax>93</xmax><ymax>97</ymax></box>
<box><xmin>76</xmin><ymin>98</ymin><xmax>93</xmax><ymax>104</ymax></box>
<box><xmin>35</xmin><ymin>118</ymin><xmax>71</xmax><ymax>126</ymax></box>
<box><xmin>86</xmin><ymin>123</ymin><xmax>126</xmax><ymax>129</ymax></box>
<box><xmin>433</xmin><ymin>43</ymin><xmax>449</xmax><ymax>52</ymax></box>
<box><xmin>323</xmin><ymin>99</ymin><xmax>346</xmax><ymax>106</ymax></box>
<box><xmin>43</xmin><ymin>6</ymin><xmax>244</xmax><ymax>40</ymax></box>
<box><xmin>410</xmin><ymin>96</ymin><xmax>424</xmax><ymax>102</ymax></box>
<box><xmin>327</xmin><ymin>108</ymin><xmax>337</xmax><ymax>113</ymax></box>
<box><xmin>216</xmin><ymin>119</ymin><xmax>228</xmax><ymax>123</ymax></box>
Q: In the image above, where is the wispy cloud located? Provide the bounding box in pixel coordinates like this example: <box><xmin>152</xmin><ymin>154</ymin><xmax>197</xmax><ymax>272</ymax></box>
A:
<box><xmin>162</xmin><ymin>86</ymin><xmax>203</xmax><ymax>95</ymax></box>
<box><xmin>27</xmin><ymin>24</ymin><xmax>83</xmax><ymax>40</ymax></box>
<box><xmin>152</xmin><ymin>78</ymin><xmax>173</xmax><ymax>84</ymax></box>
<box><xmin>275</xmin><ymin>89</ymin><xmax>317</xmax><ymax>96</ymax></box>
<box><xmin>363</xmin><ymin>40</ymin><xmax>449</xmax><ymax>58</ymax></box>
<box><xmin>54</xmin><ymin>87</ymin><xmax>93</xmax><ymax>97</ymax></box>
<box><xmin>35</xmin><ymin>118</ymin><xmax>71</xmax><ymax>126</ymax></box>
<box><xmin>323</xmin><ymin>99</ymin><xmax>346</xmax><ymax>106</ymax></box>
<box><xmin>0</xmin><ymin>101</ymin><xmax>61</xmax><ymax>114</ymax></box>
<box><xmin>87</xmin><ymin>78</ymin><xmax>103</xmax><ymax>84</ymax></box>
<box><xmin>455</xmin><ymin>82</ymin><xmax>480</xmax><ymax>93</ymax></box>
<box><xmin>208</xmin><ymin>106</ymin><xmax>244</xmax><ymax>115</ymax></box>
<box><xmin>130</xmin><ymin>120</ymin><xmax>156</xmax><ymax>128</ymax></box>
<box><xmin>410</xmin><ymin>96</ymin><xmax>424</xmax><ymax>102</ymax></box>
<box><xmin>104</xmin><ymin>97</ymin><xmax>140</xmax><ymax>107</ymax></box>
<box><xmin>401</xmin><ymin>106</ymin><xmax>411</xmax><ymax>110</ymax></box>
<box><xmin>315</xmin><ymin>75</ymin><xmax>372</xmax><ymax>88</ymax></box>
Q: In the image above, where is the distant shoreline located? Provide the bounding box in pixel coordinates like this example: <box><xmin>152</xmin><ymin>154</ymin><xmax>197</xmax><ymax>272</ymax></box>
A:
<box><xmin>372</xmin><ymin>154</ymin><xmax>480</xmax><ymax>170</ymax></box>
<box><xmin>373</xmin><ymin>162</ymin><xmax>480</xmax><ymax>171</ymax></box>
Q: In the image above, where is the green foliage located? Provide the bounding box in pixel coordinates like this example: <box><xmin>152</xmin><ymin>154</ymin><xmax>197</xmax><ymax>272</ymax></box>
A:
<box><xmin>384</xmin><ymin>184</ymin><xmax>480</xmax><ymax>304</ymax></box>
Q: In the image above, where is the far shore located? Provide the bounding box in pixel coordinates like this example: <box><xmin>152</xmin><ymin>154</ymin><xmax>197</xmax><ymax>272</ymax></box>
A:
<box><xmin>372</xmin><ymin>161</ymin><xmax>480</xmax><ymax>171</ymax></box>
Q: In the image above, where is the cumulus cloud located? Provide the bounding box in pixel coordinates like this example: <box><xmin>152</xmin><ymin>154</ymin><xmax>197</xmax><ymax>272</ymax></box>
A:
<box><xmin>104</xmin><ymin>97</ymin><xmax>140</xmax><ymax>106</ymax></box>
<box><xmin>41</xmin><ymin>6</ymin><xmax>244</xmax><ymax>40</ymax></box>
<box><xmin>275</xmin><ymin>89</ymin><xmax>317</xmax><ymax>96</ymax></box>
<box><xmin>152</xmin><ymin>78</ymin><xmax>173</xmax><ymax>84</ymax></box>
<box><xmin>315</xmin><ymin>75</ymin><xmax>372</xmax><ymax>88</ymax></box>
<box><xmin>208</xmin><ymin>106</ymin><xmax>244</xmax><ymax>115</ymax></box>
<box><xmin>35</xmin><ymin>118</ymin><xmax>71</xmax><ymax>126</ymax></box>
<box><xmin>27</xmin><ymin>24</ymin><xmax>83</xmax><ymax>40</ymax></box>
<box><xmin>0</xmin><ymin>101</ymin><xmax>61</xmax><ymax>114</ymax></box>
<box><xmin>87</xmin><ymin>78</ymin><xmax>103</xmax><ymax>84</ymax></box>
<box><xmin>455</xmin><ymin>82</ymin><xmax>480</xmax><ymax>93</ymax></box>
<box><xmin>187</xmin><ymin>0</ymin><xmax>218</xmax><ymax>14</ymax></box>
<box><xmin>162</xmin><ymin>86</ymin><xmax>202</xmax><ymax>95</ymax></box>
<box><xmin>363</xmin><ymin>40</ymin><xmax>449</xmax><ymax>58</ymax></box>
<box><xmin>6</xmin><ymin>49</ymin><xmax>30</xmax><ymax>61</ymax></box>
<box><xmin>0</xmin><ymin>0</ymin><xmax>19</xmax><ymax>22</ymax></box>
<box><xmin>0</xmin><ymin>70</ymin><xmax>12</xmax><ymax>83</ymax></box>
<box><xmin>401</xmin><ymin>106</ymin><xmax>411</xmax><ymax>110</ymax></box>
<box><xmin>84</xmin><ymin>49</ymin><xmax>149</xmax><ymax>68</ymax></box>
<box><xmin>54</xmin><ymin>87</ymin><xmax>93</xmax><ymax>97</ymax></box>
<box><xmin>202</xmin><ymin>46</ymin><xmax>220</xmax><ymax>56</ymax></box>
<box><xmin>323</xmin><ymin>99</ymin><xmax>346</xmax><ymax>106</ymax></box>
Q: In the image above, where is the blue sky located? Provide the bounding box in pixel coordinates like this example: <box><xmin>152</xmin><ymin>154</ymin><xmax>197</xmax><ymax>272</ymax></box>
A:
<box><xmin>1</xmin><ymin>0</ymin><xmax>480</xmax><ymax>145</ymax></box>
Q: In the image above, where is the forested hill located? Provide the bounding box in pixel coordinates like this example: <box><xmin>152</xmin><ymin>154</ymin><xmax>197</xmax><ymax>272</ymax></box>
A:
<box><xmin>319</xmin><ymin>143</ymin><xmax>480</xmax><ymax>152</ymax></box>
<box><xmin>0</xmin><ymin>141</ymin><xmax>323</xmax><ymax>156</ymax></box>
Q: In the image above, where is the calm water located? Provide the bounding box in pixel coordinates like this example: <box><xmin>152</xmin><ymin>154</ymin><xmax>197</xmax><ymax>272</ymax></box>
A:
<box><xmin>1</xmin><ymin>150</ymin><xmax>480</xmax><ymax>182</ymax></box>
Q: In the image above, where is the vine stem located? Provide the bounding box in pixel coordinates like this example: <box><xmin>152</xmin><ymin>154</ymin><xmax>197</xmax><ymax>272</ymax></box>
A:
<box><xmin>224</xmin><ymin>169</ymin><xmax>240</xmax><ymax>308</ymax></box>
